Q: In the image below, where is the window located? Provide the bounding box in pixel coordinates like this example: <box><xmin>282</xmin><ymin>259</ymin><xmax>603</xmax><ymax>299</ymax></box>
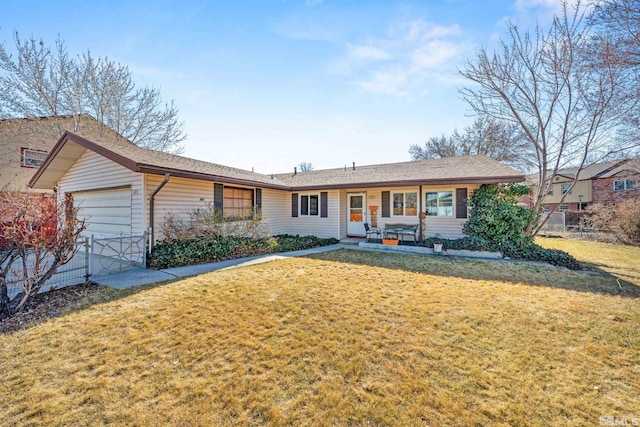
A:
<box><xmin>561</xmin><ymin>184</ymin><xmax>571</xmax><ymax>195</ymax></box>
<box><xmin>21</xmin><ymin>148</ymin><xmax>48</xmax><ymax>168</ymax></box>
<box><xmin>614</xmin><ymin>179</ymin><xmax>637</xmax><ymax>191</ymax></box>
<box><xmin>425</xmin><ymin>191</ymin><xmax>453</xmax><ymax>217</ymax></box>
<box><xmin>392</xmin><ymin>192</ymin><xmax>417</xmax><ymax>216</ymax></box>
<box><xmin>223</xmin><ymin>187</ymin><xmax>254</xmax><ymax>219</ymax></box>
<box><xmin>547</xmin><ymin>187</ymin><xmax>554</xmax><ymax>196</ymax></box>
<box><xmin>300</xmin><ymin>194</ymin><xmax>319</xmax><ymax>216</ymax></box>
<box><xmin>559</xmin><ymin>205</ymin><xmax>568</xmax><ymax>212</ymax></box>
<box><xmin>543</xmin><ymin>205</ymin><xmax>550</xmax><ymax>213</ymax></box>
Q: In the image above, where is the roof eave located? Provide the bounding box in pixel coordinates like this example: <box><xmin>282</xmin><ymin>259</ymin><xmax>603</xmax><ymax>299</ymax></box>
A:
<box><xmin>28</xmin><ymin>131</ymin><xmax>139</xmax><ymax>189</ymax></box>
<box><xmin>137</xmin><ymin>165</ymin><xmax>290</xmax><ymax>190</ymax></box>
<box><xmin>289</xmin><ymin>175</ymin><xmax>525</xmax><ymax>191</ymax></box>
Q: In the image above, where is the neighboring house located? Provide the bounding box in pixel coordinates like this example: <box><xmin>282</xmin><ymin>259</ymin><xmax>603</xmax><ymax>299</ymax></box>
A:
<box><xmin>0</xmin><ymin>115</ymin><xmax>123</xmax><ymax>192</ymax></box>
<box><xmin>29</xmin><ymin>131</ymin><xmax>524</xmax><ymax>244</ymax></box>
<box><xmin>0</xmin><ymin>117</ymin><xmax>57</xmax><ymax>192</ymax></box>
<box><xmin>526</xmin><ymin>159</ymin><xmax>640</xmax><ymax>213</ymax></box>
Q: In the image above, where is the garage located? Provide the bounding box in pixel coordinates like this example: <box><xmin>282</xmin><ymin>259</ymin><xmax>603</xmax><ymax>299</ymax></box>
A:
<box><xmin>73</xmin><ymin>187</ymin><xmax>132</xmax><ymax>238</ymax></box>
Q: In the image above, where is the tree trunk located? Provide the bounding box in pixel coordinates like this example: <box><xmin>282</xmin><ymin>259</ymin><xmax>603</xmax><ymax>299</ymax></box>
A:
<box><xmin>0</xmin><ymin>283</ymin><xmax>11</xmax><ymax>320</ymax></box>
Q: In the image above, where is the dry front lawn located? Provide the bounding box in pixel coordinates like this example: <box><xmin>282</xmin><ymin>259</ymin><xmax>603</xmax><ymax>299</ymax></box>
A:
<box><xmin>538</xmin><ymin>236</ymin><xmax>640</xmax><ymax>287</ymax></box>
<box><xmin>1</xmin><ymin>244</ymin><xmax>639</xmax><ymax>426</ymax></box>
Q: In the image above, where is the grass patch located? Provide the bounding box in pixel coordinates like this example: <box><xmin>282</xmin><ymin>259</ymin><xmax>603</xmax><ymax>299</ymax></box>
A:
<box><xmin>538</xmin><ymin>237</ymin><xmax>640</xmax><ymax>288</ymax></box>
<box><xmin>1</xmin><ymin>247</ymin><xmax>639</xmax><ymax>425</ymax></box>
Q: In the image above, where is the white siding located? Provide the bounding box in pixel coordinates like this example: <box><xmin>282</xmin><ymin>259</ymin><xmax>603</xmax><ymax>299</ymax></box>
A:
<box><xmin>146</xmin><ymin>175</ymin><xmax>214</xmax><ymax>241</ymax></box>
<box><xmin>57</xmin><ymin>150</ymin><xmax>144</xmax><ymax>235</ymax></box>
<box><xmin>423</xmin><ymin>184</ymin><xmax>480</xmax><ymax>239</ymax></box>
<box><xmin>261</xmin><ymin>188</ymin><xmax>289</xmax><ymax>236</ymax></box>
<box><xmin>286</xmin><ymin>190</ymin><xmax>341</xmax><ymax>239</ymax></box>
<box><xmin>337</xmin><ymin>184</ymin><xmax>481</xmax><ymax>240</ymax></box>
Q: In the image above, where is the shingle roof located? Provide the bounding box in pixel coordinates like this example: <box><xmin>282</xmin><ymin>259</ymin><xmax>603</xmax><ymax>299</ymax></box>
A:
<box><xmin>555</xmin><ymin>160</ymin><xmax>627</xmax><ymax>180</ymax></box>
<box><xmin>596</xmin><ymin>158</ymin><xmax>640</xmax><ymax>178</ymax></box>
<box><xmin>30</xmin><ymin>132</ymin><xmax>524</xmax><ymax>190</ymax></box>
<box><xmin>274</xmin><ymin>155</ymin><xmax>524</xmax><ymax>190</ymax></box>
<box><xmin>29</xmin><ymin>131</ymin><xmax>290</xmax><ymax>189</ymax></box>
<box><xmin>526</xmin><ymin>159</ymin><xmax>634</xmax><ymax>184</ymax></box>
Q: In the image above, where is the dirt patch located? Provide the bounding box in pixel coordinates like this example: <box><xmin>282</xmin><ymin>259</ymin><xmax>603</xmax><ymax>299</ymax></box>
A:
<box><xmin>0</xmin><ymin>283</ymin><xmax>104</xmax><ymax>334</ymax></box>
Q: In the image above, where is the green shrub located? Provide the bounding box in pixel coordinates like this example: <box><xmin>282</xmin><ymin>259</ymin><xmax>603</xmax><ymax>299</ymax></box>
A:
<box><xmin>499</xmin><ymin>242</ymin><xmax>580</xmax><ymax>270</ymax></box>
<box><xmin>147</xmin><ymin>234</ymin><xmax>339</xmax><ymax>269</ymax></box>
<box><xmin>424</xmin><ymin>236</ymin><xmax>499</xmax><ymax>252</ymax></box>
<box><xmin>422</xmin><ymin>236</ymin><xmax>580</xmax><ymax>269</ymax></box>
<box><xmin>463</xmin><ymin>184</ymin><xmax>535</xmax><ymax>246</ymax></box>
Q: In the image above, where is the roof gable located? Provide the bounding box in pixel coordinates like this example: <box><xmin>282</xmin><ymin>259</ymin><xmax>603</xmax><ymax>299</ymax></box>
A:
<box><xmin>29</xmin><ymin>132</ymin><xmax>291</xmax><ymax>190</ymax></box>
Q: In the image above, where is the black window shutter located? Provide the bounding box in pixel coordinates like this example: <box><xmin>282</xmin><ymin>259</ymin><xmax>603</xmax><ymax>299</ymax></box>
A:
<box><xmin>320</xmin><ymin>192</ymin><xmax>328</xmax><ymax>218</ymax></box>
<box><xmin>291</xmin><ymin>193</ymin><xmax>298</xmax><ymax>217</ymax></box>
<box><xmin>381</xmin><ymin>191</ymin><xmax>390</xmax><ymax>218</ymax></box>
<box><xmin>255</xmin><ymin>188</ymin><xmax>262</xmax><ymax>211</ymax></box>
<box><xmin>214</xmin><ymin>183</ymin><xmax>224</xmax><ymax>218</ymax></box>
<box><xmin>456</xmin><ymin>188</ymin><xmax>468</xmax><ymax>219</ymax></box>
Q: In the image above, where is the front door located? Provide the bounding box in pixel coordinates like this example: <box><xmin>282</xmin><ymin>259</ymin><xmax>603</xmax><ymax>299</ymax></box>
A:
<box><xmin>347</xmin><ymin>193</ymin><xmax>366</xmax><ymax>236</ymax></box>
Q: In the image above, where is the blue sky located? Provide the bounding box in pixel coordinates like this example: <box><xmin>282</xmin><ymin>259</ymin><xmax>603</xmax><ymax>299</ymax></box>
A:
<box><xmin>1</xmin><ymin>0</ymin><xmax>564</xmax><ymax>173</ymax></box>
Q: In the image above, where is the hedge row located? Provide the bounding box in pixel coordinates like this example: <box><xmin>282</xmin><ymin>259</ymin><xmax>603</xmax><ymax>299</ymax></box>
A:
<box><xmin>423</xmin><ymin>236</ymin><xmax>580</xmax><ymax>270</ymax></box>
<box><xmin>148</xmin><ymin>234</ymin><xmax>339</xmax><ymax>269</ymax></box>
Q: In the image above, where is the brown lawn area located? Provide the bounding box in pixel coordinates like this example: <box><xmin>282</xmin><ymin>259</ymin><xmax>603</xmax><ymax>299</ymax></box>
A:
<box><xmin>1</xmin><ymin>239</ymin><xmax>639</xmax><ymax>426</ymax></box>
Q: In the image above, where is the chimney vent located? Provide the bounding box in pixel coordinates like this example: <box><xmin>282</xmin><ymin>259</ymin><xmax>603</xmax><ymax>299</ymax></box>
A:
<box><xmin>352</xmin><ymin>162</ymin><xmax>356</xmax><ymax>170</ymax></box>
<box><xmin>294</xmin><ymin>167</ymin><xmax>297</xmax><ymax>176</ymax></box>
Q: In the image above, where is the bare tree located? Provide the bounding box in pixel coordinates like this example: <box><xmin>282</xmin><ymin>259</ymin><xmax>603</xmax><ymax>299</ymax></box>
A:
<box><xmin>0</xmin><ymin>32</ymin><xmax>185</xmax><ymax>153</ymax></box>
<box><xmin>590</xmin><ymin>0</ymin><xmax>639</xmax><ymax>67</ymax></box>
<box><xmin>460</xmin><ymin>1</ymin><xmax>639</xmax><ymax>235</ymax></box>
<box><xmin>409</xmin><ymin>134</ymin><xmax>458</xmax><ymax>161</ymax></box>
<box><xmin>0</xmin><ymin>190</ymin><xmax>85</xmax><ymax>319</ymax></box>
<box><xmin>409</xmin><ymin>116</ymin><xmax>534</xmax><ymax>171</ymax></box>
<box><xmin>298</xmin><ymin>162</ymin><xmax>314</xmax><ymax>172</ymax></box>
<box><xmin>589</xmin><ymin>0</ymin><xmax>640</xmax><ymax>136</ymax></box>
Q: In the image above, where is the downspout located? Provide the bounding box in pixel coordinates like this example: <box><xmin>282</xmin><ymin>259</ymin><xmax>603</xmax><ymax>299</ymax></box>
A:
<box><xmin>149</xmin><ymin>173</ymin><xmax>170</xmax><ymax>249</ymax></box>
<box><xmin>419</xmin><ymin>185</ymin><xmax>423</xmax><ymax>242</ymax></box>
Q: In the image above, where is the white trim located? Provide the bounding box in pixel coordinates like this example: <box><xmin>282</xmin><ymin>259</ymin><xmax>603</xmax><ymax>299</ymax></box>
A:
<box><xmin>391</xmin><ymin>191</ymin><xmax>418</xmax><ymax>217</ymax></box>
<box><xmin>22</xmin><ymin>148</ymin><xmax>48</xmax><ymax>168</ymax></box>
<box><xmin>613</xmin><ymin>179</ymin><xmax>637</xmax><ymax>191</ymax></box>
<box><xmin>347</xmin><ymin>192</ymin><xmax>366</xmax><ymax>236</ymax></box>
<box><xmin>299</xmin><ymin>192</ymin><xmax>320</xmax><ymax>216</ymax></box>
<box><xmin>424</xmin><ymin>190</ymin><xmax>454</xmax><ymax>217</ymax></box>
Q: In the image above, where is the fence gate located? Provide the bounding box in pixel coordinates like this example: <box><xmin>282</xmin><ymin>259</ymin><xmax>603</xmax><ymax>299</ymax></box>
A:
<box><xmin>538</xmin><ymin>212</ymin><xmax>566</xmax><ymax>233</ymax></box>
<box><xmin>4</xmin><ymin>233</ymin><xmax>147</xmax><ymax>300</ymax></box>
<box><xmin>90</xmin><ymin>233</ymin><xmax>147</xmax><ymax>277</ymax></box>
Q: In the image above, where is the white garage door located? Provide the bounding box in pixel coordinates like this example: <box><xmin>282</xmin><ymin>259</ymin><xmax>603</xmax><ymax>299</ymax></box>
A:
<box><xmin>73</xmin><ymin>187</ymin><xmax>132</xmax><ymax>237</ymax></box>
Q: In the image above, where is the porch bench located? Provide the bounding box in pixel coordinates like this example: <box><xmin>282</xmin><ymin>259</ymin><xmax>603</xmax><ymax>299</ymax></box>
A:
<box><xmin>384</xmin><ymin>223</ymin><xmax>419</xmax><ymax>244</ymax></box>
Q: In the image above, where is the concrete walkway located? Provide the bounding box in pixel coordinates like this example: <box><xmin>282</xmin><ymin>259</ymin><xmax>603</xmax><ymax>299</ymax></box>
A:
<box><xmin>92</xmin><ymin>240</ymin><xmax>577</xmax><ymax>290</ymax></box>
<box><xmin>93</xmin><ymin>244</ymin><xmax>351</xmax><ymax>289</ymax></box>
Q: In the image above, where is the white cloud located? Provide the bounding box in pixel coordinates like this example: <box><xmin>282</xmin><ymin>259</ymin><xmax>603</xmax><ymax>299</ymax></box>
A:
<box><xmin>399</xmin><ymin>20</ymin><xmax>462</xmax><ymax>42</ymax></box>
<box><xmin>510</xmin><ymin>0</ymin><xmax>585</xmax><ymax>25</ymax></box>
<box><xmin>514</xmin><ymin>0</ymin><xmax>580</xmax><ymax>13</ymax></box>
<box><xmin>347</xmin><ymin>19</ymin><xmax>468</xmax><ymax>96</ymax></box>
<box><xmin>410</xmin><ymin>40</ymin><xmax>462</xmax><ymax>70</ymax></box>
<box><xmin>359</xmin><ymin>69</ymin><xmax>409</xmax><ymax>96</ymax></box>
<box><xmin>348</xmin><ymin>44</ymin><xmax>390</xmax><ymax>60</ymax></box>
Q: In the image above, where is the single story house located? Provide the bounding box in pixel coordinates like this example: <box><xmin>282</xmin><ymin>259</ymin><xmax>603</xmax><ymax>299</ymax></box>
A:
<box><xmin>28</xmin><ymin>131</ymin><xmax>524</xmax><ymax>245</ymax></box>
